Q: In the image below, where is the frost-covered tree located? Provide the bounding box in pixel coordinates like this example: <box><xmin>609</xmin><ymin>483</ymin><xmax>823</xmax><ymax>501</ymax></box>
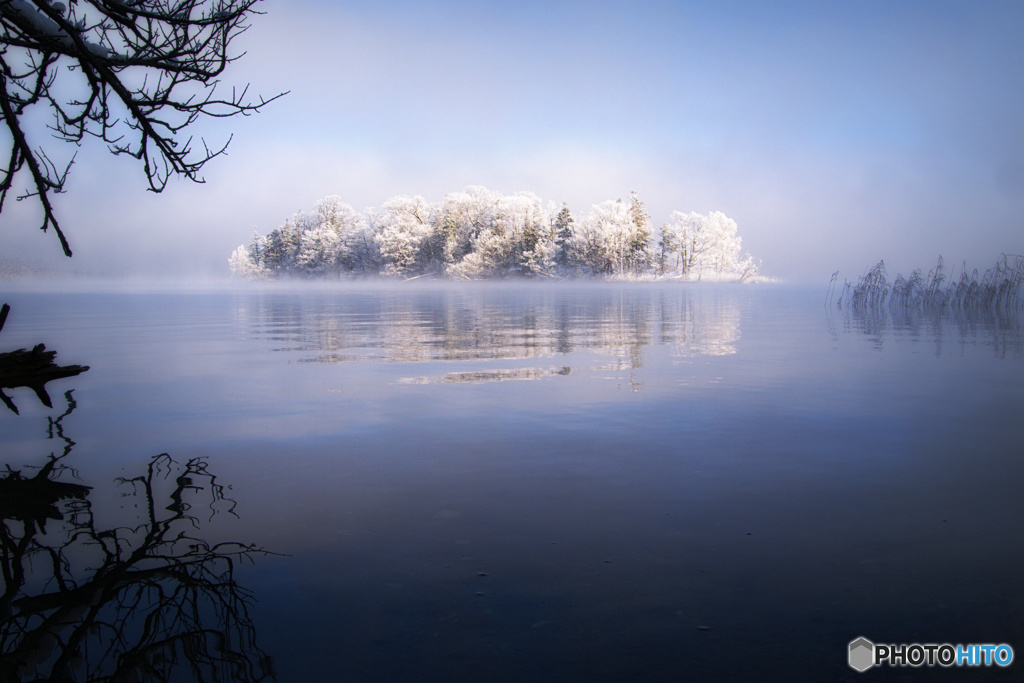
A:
<box><xmin>228</xmin><ymin>244</ymin><xmax>251</xmax><ymax>277</ymax></box>
<box><xmin>656</xmin><ymin>223</ymin><xmax>675</xmax><ymax>275</ymax></box>
<box><xmin>315</xmin><ymin>195</ymin><xmax>346</xmax><ymax>230</ymax></box>
<box><xmin>442</xmin><ymin>190</ymin><xmax>551</xmax><ymax>278</ymax></box>
<box><xmin>580</xmin><ymin>199</ymin><xmax>634</xmax><ymax>276</ymax></box>
<box><xmin>372</xmin><ymin>195</ymin><xmax>432</xmax><ymax>277</ymax></box>
<box><xmin>572</xmin><ymin>194</ymin><xmax>653</xmax><ymax>278</ymax></box>
<box><xmin>498</xmin><ymin>191</ymin><xmax>551</xmax><ymax>276</ymax></box>
<box><xmin>428</xmin><ymin>186</ymin><xmax>499</xmax><ymax>269</ymax></box>
<box><xmin>295</xmin><ymin>225</ymin><xmax>340</xmax><ymax>275</ymax></box>
<box><xmin>345</xmin><ymin>216</ymin><xmax>381</xmax><ymax>273</ymax></box>
<box><xmin>314</xmin><ymin>197</ymin><xmax>375</xmax><ymax>272</ymax></box>
<box><xmin>703</xmin><ymin>211</ymin><xmax>757</xmax><ymax>279</ymax></box>
<box><xmin>229</xmin><ymin>244</ymin><xmax>267</xmax><ymax>279</ymax></box>
<box><xmin>662</xmin><ymin>210</ymin><xmax>756</xmax><ymax>280</ymax></box>
<box><xmin>446</xmin><ymin>229</ymin><xmax>502</xmax><ymax>279</ymax></box>
<box><xmin>627</xmin><ymin>191</ymin><xmax>652</xmax><ymax>275</ymax></box>
<box><xmin>0</xmin><ymin>0</ymin><xmax>283</xmax><ymax>256</ymax></box>
<box><xmin>246</xmin><ymin>230</ymin><xmax>264</xmax><ymax>268</ymax></box>
<box><xmin>553</xmin><ymin>203</ymin><xmax>575</xmax><ymax>268</ymax></box>
<box><xmin>260</xmin><ymin>225</ymin><xmax>291</xmax><ymax>273</ymax></box>
<box><xmin>663</xmin><ymin>211</ymin><xmax>710</xmax><ymax>277</ymax></box>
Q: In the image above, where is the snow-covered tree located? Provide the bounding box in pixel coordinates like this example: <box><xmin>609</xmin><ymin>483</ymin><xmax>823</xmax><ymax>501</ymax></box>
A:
<box><xmin>496</xmin><ymin>192</ymin><xmax>551</xmax><ymax>276</ymax></box>
<box><xmin>228</xmin><ymin>245</ymin><xmax>251</xmax><ymax>278</ymax></box>
<box><xmin>446</xmin><ymin>229</ymin><xmax>503</xmax><ymax>279</ymax></box>
<box><xmin>663</xmin><ymin>211</ymin><xmax>710</xmax><ymax>277</ymax></box>
<box><xmin>295</xmin><ymin>225</ymin><xmax>341</xmax><ymax>275</ymax></box>
<box><xmin>706</xmin><ymin>212</ymin><xmax>741</xmax><ymax>275</ymax></box>
<box><xmin>315</xmin><ymin>196</ymin><xmax>347</xmax><ymax>231</ymax></box>
<box><xmin>580</xmin><ymin>200</ymin><xmax>634</xmax><ymax>276</ymax></box>
<box><xmin>320</xmin><ymin>199</ymin><xmax>375</xmax><ymax>272</ymax></box>
<box><xmin>260</xmin><ymin>226</ymin><xmax>292</xmax><ymax>273</ymax></box>
<box><xmin>229</xmin><ymin>245</ymin><xmax>268</xmax><ymax>279</ymax></box>
<box><xmin>553</xmin><ymin>203</ymin><xmax>576</xmax><ymax>268</ymax></box>
<box><xmin>429</xmin><ymin>186</ymin><xmax>499</xmax><ymax>268</ymax></box>
<box><xmin>656</xmin><ymin>223</ymin><xmax>676</xmax><ymax>275</ymax></box>
<box><xmin>373</xmin><ymin>195</ymin><xmax>433</xmax><ymax>277</ymax></box>
<box><xmin>436</xmin><ymin>191</ymin><xmax>552</xmax><ymax>278</ymax></box>
<box><xmin>662</xmin><ymin>210</ymin><xmax>757</xmax><ymax>280</ymax></box>
<box><xmin>627</xmin><ymin>191</ymin><xmax>653</xmax><ymax>275</ymax></box>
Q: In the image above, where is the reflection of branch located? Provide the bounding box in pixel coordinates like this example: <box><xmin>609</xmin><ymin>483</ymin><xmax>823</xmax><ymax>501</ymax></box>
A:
<box><xmin>0</xmin><ymin>397</ymin><xmax>275</xmax><ymax>682</ymax></box>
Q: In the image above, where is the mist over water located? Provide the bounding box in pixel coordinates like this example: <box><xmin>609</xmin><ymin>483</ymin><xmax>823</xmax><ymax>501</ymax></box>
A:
<box><xmin>1</xmin><ymin>282</ymin><xmax>1021</xmax><ymax>681</ymax></box>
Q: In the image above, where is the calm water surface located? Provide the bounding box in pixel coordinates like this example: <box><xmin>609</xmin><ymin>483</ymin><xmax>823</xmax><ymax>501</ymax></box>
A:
<box><xmin>1</xmin><ymin>282</ymin><xmax>1022</xmax><ymax>681</ymax></box>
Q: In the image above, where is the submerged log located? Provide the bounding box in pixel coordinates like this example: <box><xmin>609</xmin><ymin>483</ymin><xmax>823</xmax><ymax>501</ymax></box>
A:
<box><xmin>0</xmin><ymin>344</ymin><xmax>89</xmax><ymax>414</ymax></box>
<box><xmin>0</xmin><ymin>303</ymin><xmax>89</xmax><ymax>413</ymax></box>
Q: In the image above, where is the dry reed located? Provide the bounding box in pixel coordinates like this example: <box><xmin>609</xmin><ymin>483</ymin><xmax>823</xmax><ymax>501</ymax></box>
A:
<box><xmin>833</xmin><ymin>255</ymin><xmax>1024</xmax><ymax>313</ymax></box>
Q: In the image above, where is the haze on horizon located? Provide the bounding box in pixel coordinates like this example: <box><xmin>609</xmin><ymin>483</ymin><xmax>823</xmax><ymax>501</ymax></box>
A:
<box><xmin>1</xmin><ymin>0</ymin><xmax>1022</xmax><ymax>284</ymax></box>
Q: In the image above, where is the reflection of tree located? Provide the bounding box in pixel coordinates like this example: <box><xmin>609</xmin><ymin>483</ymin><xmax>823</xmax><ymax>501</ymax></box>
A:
<box><xmin>0</xmin><ymin>304</ymin><xmax>89</xmax><ymax>414</ymax></box>
<box><xmin>235</xmin><ymin>287</ymin><xmax>740</xmax><ymax>366</ymax></box>
<box><xmin>657</xmin><ymin>291</ymin><xmax>740</xmax><ymax>357</ymax></box>
<box><xmin>0</xmin><ymin>392</ymin><xmax>275</xmax><ymax>682</ymax></box>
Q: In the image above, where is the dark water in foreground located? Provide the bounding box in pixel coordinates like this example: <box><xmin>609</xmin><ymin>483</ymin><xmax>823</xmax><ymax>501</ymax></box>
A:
<box><xmin>1</xmin><ymin>282</ymin><xmax>1022</xmax><ymax>682</ymax></box>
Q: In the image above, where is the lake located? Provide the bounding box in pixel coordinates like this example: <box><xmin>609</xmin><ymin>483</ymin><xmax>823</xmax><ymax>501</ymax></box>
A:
<box><xmin>1</xmin><ymin>282</ymin><xmax>1021</xmax><ymax>681</ymax></box>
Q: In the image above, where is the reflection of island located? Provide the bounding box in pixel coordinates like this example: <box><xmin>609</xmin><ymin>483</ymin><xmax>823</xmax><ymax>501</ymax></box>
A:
<box><xmin>400</xmin><ymin>366</ymin><xmax>574</xmax><ymax>384</ymax></box>
<box><xmin>235</xmin><ymin>288</ymin><xmax>741</xmax><ymax>382</ymax></box>
<box><xmin>0</xmin><ymin>304</ymin><xmax>89</xmax><ymax>414</ymax></box>
<box><xmin>0</xmin><ymin>392</ymin><xmax>275</xmax><ymax>682</ymax></box>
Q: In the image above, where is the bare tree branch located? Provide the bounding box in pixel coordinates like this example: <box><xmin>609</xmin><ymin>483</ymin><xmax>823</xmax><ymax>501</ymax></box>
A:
<box><xmin>0</xmin><ymin>0</ymin><xmax>285</xmax><ymax>256</ymax></box>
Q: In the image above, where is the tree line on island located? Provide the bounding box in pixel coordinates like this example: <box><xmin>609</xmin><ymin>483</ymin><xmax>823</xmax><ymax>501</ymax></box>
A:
<box><xmin>230</xmin><ymin>187</ymin><xmax>759</xmax><ymax>281</ymax></box>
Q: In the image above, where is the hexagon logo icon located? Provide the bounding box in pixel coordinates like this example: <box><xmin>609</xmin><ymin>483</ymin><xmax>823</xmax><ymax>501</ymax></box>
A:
<box><xmin>849</xmin><ymin>637</ymin><xmax>875</xmax><ymax>672</ymax></box>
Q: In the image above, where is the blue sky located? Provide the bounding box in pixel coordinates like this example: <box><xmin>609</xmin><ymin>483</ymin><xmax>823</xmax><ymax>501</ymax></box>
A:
<box><xmin>2</xmin><ymin>0</ymin><xmax>1022</xmax><ymax>281</ymax></box>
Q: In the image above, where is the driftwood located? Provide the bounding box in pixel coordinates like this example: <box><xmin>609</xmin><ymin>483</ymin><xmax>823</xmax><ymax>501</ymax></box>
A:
<box><xmin>0</xmin><ymin>304</ymin><xmax>89</xmax><ymax>414</ymax></box>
